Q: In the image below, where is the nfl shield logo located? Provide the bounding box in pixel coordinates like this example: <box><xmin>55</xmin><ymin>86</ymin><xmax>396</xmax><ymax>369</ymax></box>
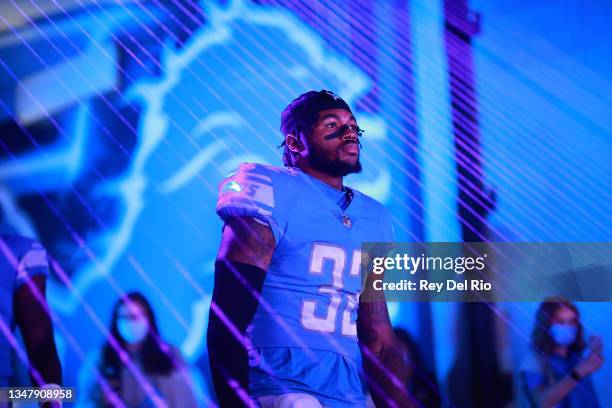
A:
<box><xmin>341</xmin><ymin>214</ymin><xmax>352</xmax><ymax>228</ymax></box>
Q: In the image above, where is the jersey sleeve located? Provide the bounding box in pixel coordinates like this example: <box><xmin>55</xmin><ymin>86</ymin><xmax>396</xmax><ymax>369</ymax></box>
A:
<box><xmin>14</xmin><ymin>239</ymin><xmax>50</xmax><ymax>288</ymax></box>
<box><xmin>216</xmin><ymin>163</ymin><xmax>284</xmax><ymax>244</ymax></box>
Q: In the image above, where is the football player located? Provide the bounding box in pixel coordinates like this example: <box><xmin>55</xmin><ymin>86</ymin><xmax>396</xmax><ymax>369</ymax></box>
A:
<box><xmin>208</xmin><ymin>90</ymin><xmax>412</xmax><ymax>407</ymax></box>
<box><xmin>0</xmin><ymin>231</ymin><xmax>63</xmax><ymax>407</ymax></box>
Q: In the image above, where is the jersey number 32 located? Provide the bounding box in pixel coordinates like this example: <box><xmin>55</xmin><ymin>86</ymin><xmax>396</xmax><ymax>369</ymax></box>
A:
<box><xmin>300</xmin><ymin>243</ymin><xmax>361</xmax><ymax>337</ymax></box>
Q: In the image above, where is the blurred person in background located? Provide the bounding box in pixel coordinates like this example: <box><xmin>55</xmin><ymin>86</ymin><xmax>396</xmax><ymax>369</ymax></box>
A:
<box><xmin>519</xmin><ymin>297</ymin><xmax>603</xmax><ymax>408</ymax></box>
<box><xmin>79</xmin><ymin>292</ymin><xmax>197</xmax><ymax>407</ymax></box>
<box><xmin>0</xmin><ymin>207</ymin><xmax>63</xmax><ymax>406</ymax></box>
<box><xmin>394</xmin><ymin>328</ymin><xmax>441</xmax><ymax>408</ymax></box>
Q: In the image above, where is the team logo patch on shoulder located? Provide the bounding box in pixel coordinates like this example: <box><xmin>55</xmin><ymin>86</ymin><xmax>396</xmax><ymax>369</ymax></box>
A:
<box><xmin>223</xmin><ymin>180</ymin><xmax>242</xmax><ymax>193</ymax></box>
<box><xmin>218</xmin><ymin>170</ymin><xmax>275</xmax><ymax>214</ymax></box>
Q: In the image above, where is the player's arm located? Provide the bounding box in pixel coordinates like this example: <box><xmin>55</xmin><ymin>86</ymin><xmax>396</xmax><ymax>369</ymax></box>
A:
<box><xmin>357</xmin><ymin>270</ymin><xmax>414</xmax><ymax>408</ymax></box>
<box><xmin>13</xmin><ymin>274</ymin><xmax>63</xmax><ymax>387</ymax></box>
<box><xmin>207</xmin><ymin>216</ymin><xmax>275</xmax><ymax>407</ymax></box>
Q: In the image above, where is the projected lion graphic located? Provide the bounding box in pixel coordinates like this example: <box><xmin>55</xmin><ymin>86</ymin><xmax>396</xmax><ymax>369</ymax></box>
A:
<box><xmin>1</xmin><ymin>0</ymin><xmax>393</xmax><ymax>398</ymax></box>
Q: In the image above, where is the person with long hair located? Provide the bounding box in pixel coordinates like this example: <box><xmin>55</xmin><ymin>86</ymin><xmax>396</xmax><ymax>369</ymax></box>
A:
<box><xmin>79</xmin><ymin>292</ymin><xmax>197</xmax><ymax>407</ymax></box>
<box><xmin>519</xmin><ymin>297</ymin><xmax>603</xmax><ymax>408</ymax></box>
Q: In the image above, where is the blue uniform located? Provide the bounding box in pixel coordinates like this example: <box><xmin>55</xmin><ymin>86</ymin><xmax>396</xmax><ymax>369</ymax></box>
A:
<box><xmin>216</xmin><ymin>163</ymin><xmax>394</xmax><ymax>406</ymax></box>
<box><xmin>0</xmin><ymin>235</ymin><xmax>50</xmax><ymax>386</ymax></box>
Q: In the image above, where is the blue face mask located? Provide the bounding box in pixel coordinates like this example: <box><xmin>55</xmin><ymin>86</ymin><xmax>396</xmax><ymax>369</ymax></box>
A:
<box><xmin>117</xmin><ymin>317</ymin><xmax>149</xmax><ymax>344</ymax></box>
<box><xmin>550</xmin><ymin>323</ymin><xmax>577</xmax><ymax>346</ymax></box>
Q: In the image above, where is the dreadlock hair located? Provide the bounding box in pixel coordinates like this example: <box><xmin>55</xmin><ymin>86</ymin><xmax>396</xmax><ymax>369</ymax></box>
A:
<box><xmin>279</xmin><ymin>90</ymin><xmax>354</xmax><ymax>167</ymax></box>
<box><xmin>279</xmin><ymin>113</ymin><xmax>319</xmax><ymax>167</ymax></box>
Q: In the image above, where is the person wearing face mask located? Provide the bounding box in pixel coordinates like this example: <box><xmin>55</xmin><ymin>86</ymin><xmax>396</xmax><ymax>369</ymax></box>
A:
<box><xmin>78</xmin><ymin>292</ymin><xmax>198</xmax><ymax>407</ymax></box>
<box><xmin>518</xmin><ymin>297</ymin><xmax>604</xmax><ymax>408</ymax></box>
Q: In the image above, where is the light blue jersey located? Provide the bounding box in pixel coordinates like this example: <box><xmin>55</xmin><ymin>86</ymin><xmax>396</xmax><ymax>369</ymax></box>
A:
<box><xmin>216</xmin><ymin>163</ymin><xmax>394</xmax><ymax>405</ymax></box>
<box><xmin>0</xmin><ymin>235</ymin><xmax>50</xmax><ymax>386</ymax></box>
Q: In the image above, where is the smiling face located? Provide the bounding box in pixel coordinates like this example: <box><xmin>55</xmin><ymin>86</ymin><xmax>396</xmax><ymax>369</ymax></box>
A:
<box><xmin>299</xmin><ymin>109</ymin><xmax>363</xmax><ymax>177</ymax></box>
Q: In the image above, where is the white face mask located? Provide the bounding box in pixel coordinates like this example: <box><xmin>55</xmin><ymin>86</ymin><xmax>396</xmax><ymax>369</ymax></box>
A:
<box><xmin>550</xmin><ymin>323</ymin><xmax>577</xmax><ymax>346</ymax></box>
<box><xmin>117</xmin><ymin>317</ymin><xmax>149</xmax><ymax>344</ymax></box>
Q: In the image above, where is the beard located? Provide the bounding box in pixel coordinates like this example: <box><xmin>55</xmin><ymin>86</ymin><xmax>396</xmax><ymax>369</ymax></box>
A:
<box><xmin>308</xmin><ymin>141</ymin><xmax>362</xmax><ymax>177</ymax></box>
